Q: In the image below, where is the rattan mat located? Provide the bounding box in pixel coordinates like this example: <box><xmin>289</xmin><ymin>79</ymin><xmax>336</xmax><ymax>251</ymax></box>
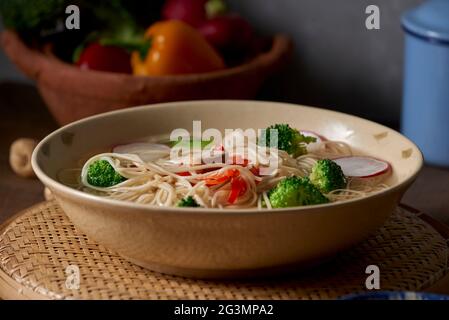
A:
<box><xmin>0</xmin><ymin>201</ymin><xmax>448</xmax><ymax>300</ymax></box>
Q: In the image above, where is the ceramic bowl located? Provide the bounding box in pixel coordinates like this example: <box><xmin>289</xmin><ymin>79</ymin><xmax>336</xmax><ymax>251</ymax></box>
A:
<box><xmin>31</xmin><ymin>101</ymin><xmax>423</xmax><ymax>279</ymax></box>
<box><xmin>1</xmin><ymin>31</ymin><xmax>292</xmax><ymax>126</ymax></box>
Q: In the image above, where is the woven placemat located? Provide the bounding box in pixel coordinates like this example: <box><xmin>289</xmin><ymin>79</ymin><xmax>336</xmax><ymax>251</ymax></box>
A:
<box><xmin>0</xmin><ymin>201</ymin><xmax>448</xmax><ymax>300</ymax></box>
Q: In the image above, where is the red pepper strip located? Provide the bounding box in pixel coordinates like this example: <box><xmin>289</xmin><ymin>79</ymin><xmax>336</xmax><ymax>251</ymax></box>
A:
<box><xmin>228</xmin><ymin>176</ymin><xmax>247</xmax><ymax>204</ymax></box>
<box><xmin>198</xmin><ymin>168</ymin><xmax>247</xmax><ymax>203</ymax></box>
<box><xmin>228</xmin><ymin>178</ymin><xmax>240</xmax><ymax>204</ymax></box>
<box><xmin>197</xmin><ymin>167</ymin><xmax>219</xmax><ymax>174</ymax></box>
<box><xmin>238</xmin><ymin>177</ymin><xmax>247</xmax><ymax>196</ymax></box>
<box><xmin>177</xmin><ymin>171</ymin><xmax>191</xmax><ymax>176</ymax></box>
<box><xmin>205</xmin><ymin>176</ymin><xmax>231</xmax><ymax>186</ymax></box>
<box><xmin>249</xmin><ymin>166</ymin><xmax>260</xmax><ymax>176</ymax></box>
<box><xmin>203</xmin><ymin>169</ymin><xmax>239</xmax><ymax>186</ymax></box>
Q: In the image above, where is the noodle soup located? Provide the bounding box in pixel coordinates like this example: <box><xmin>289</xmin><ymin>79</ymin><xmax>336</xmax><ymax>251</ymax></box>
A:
<box><xmin>32</xmin><ymin>101</ymin><xmax>422</xmax><ymax>277</ymax></box>
<box><xmin>59</xmin><ymin>125</ymin><xmax>391</xmax><ymax>210</ymax></box>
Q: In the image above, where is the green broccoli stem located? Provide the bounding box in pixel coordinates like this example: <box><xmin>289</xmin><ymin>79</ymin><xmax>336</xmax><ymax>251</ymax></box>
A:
<box><xmin>72</xmin><ymin>23</ymin><xmax>151</xmax><ymax>63</ymax></box>
<box><xmin>90</xmin><ymin>1</ymin><xmax>152</xmax><ymax>59</ymax></box>
<box><xmin>100</xmin><ymin>35</ymin><xmax>151</xmax><ymax>60</ymax></box>
<box><xmin>68</xmin><ymin>0</ymin><xmax>151</xmax><ymax>62</ymax></box>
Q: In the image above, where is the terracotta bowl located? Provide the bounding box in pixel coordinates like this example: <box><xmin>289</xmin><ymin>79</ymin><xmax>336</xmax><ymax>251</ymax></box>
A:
<box><xmin>1</xmin><ymin>31</ymin><xmax>292</xmax><ymax>126</ymax></box>
<box><xmin>31</xmin><ymin>101</ymin><xmax>423</xmax><ymax>279</ymax></box>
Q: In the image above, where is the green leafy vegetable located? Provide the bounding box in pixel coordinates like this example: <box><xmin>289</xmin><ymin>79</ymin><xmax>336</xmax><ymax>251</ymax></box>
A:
<box><xmin>70</xmin><ymin>0</ymin><xmax>149</xmax><ymax>62</ymax></box>
<box><xmin>0</xmin><ymin>0</ymin><xmax>65</xmax><ymax>32</ymax></box>
<box><xmin>177</xmin><ymin>196</ymin><xmax>200</xmax><ymax>208</ymax></box>
<box><xmin>171</xmin><ymin>138</ymin><xmax>214</xmax><ymax>150</ymax></box>
<box><xmin>0</xmin><ymin>0</ymin><xmax>154</xmax><ymax>61</ymax></box>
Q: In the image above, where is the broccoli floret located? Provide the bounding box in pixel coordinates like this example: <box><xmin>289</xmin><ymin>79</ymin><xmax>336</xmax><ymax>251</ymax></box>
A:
<box><xmin>259</xmin><ymin>124</ymin><xmax>316</xmax><ymax>157</ymax></box>
<box><xmin>177</xmin><ymin>196</ymin><xmax>200</xmax><ymax>208</ymax></box>
<box><xmin>269</xmin><ymin>176</ymin><xmax>329</xmax><ymax>208</ymax></box>
<box><xmin>87</xmin><ymin>160</ymin><xmax>126</xmax><ymax>187</ymax></box>
<box><xmin>309</xmin><ymin>159</ymin><xmax>347</xmax><ymax>193</ymax></box>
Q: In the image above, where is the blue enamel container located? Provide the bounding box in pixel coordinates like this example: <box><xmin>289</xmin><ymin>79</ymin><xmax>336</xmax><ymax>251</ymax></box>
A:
<box><xmin>401</xmin><ymin>0</ymin><xmax>449</xmax><ymax>166</ymax></box>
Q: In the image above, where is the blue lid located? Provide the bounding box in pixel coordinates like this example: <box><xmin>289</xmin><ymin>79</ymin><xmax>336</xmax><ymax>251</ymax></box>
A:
<box><xmin>402</xmin><ymin>0</ymin><xmax>449</xmax><ymax>43</ymax></box>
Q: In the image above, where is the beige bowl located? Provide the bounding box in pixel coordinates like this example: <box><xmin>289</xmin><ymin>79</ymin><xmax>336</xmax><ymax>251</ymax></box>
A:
<box><xmin>31</xmin><ymin>101</ymin><xmax>423</xmax><ymax>279</ymax></box>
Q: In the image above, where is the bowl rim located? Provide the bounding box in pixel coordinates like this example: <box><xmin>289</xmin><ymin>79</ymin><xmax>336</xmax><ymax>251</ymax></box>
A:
<box><xmin>31</xmin><ymin>100</ymin><xmax>424</xmax><ymax>216</ymax></box>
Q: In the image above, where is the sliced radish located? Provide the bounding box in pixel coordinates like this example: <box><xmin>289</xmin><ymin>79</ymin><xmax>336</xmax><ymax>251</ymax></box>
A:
<box><xmin>300</xmin><ymin>130</ymin><xmax>327</xmax><ymax>143</ymax></box>
<box><xmin>300</xmin><ymin>130</ymin><xmax>327</xmax><ymax>152</ymax></box>
<box><xmin>113</xmin><ymin>142</ymin><xmax>170</xmax><ymax>162</ymax></box>
<box><xmin>333</xmin><ymin>156</ymin><xmax>391</xmax><ymax>178</ymax></box>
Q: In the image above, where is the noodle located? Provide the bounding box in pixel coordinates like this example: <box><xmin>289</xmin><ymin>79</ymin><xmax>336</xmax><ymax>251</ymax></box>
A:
<box><xmin>62</xmin><ymin>136</ymin><xmax>389</xmax><ymax>209</ymax></box>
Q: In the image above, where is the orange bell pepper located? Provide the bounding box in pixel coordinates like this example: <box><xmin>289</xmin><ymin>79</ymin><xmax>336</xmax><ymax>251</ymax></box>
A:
<box><xmin>131</xmin><ymin>20</ymin><xmax>225</xmax><ymax>76</ymax></box>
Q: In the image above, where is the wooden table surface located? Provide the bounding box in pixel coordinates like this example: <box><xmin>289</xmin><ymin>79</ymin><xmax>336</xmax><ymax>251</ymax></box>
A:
<box><xmin>1</xmin><ymin>82</ymin><xmax>449</xmax><ymax>225</ymax></box>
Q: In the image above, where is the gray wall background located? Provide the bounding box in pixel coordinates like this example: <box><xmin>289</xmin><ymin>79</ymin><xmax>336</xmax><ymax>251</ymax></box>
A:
<box><xmin>0</xmin><ymin>0</ymin><xmax>424</xmax><ymax>126</ymax></box>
